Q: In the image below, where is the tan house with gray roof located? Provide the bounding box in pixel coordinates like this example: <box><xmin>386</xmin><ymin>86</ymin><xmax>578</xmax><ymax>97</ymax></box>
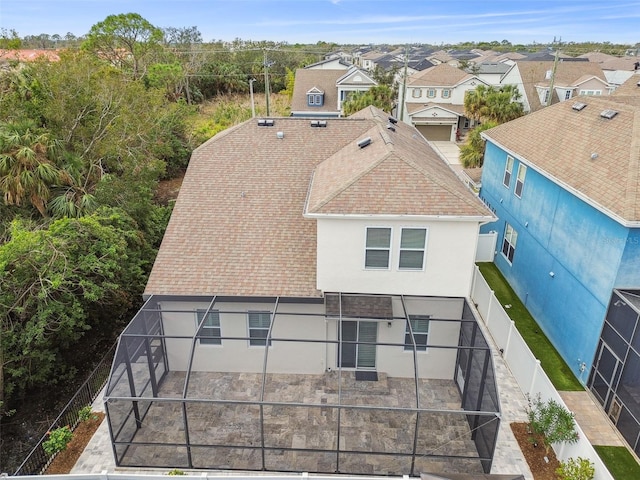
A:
<box><xmin>105</xmin><ymin>106</ymin><xmax>503</xmax><ymax>476</ymax></box>
<box><xmin>399</xmin><ymin>63</ymin><xmax>491</xmax><ymax>141</ymax></box>
<box><xmin>290</xmin><ymin>66</ymin><xmax>376</xmax><ymax>117</ymax></box>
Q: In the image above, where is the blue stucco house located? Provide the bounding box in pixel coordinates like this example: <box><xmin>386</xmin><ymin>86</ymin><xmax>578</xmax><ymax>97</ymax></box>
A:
<box><xmin>478</xmin><ymin>78</ymin><xmax>640</xmax><ymax>454</ymax></box>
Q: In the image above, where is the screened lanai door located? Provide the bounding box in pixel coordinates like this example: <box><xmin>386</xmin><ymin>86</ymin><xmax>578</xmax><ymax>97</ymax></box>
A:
<box><xmin>340</xmin><ymin>321</ymin><xmax>377</xmax><ymax>369</ymax></box>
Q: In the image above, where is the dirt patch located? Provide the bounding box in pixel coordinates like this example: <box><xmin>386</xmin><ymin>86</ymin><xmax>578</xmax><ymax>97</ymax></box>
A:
<box><xmin>44</xmin><ymin>413</ymin><xmax>105</xmax><ymax>474</ymax></box>
<box><xmin>511</xmin><ymin>422</ymin><xmax>561</xmax><ymax>480</ymax></box>
<box><xmin>155</xmin><ymin>171</ymin><xmax>185</xmax><ymax>205</ymax></box>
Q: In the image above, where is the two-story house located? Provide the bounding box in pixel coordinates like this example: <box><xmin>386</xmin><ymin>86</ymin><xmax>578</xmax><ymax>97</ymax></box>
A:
<box><xmin>399</xmin><ymin>63</ymin><xmax>492</xmax><ymax>141</ymax></box>
<box><xmin>103</xmin><ymin>107</ymin><xmax>503</xmax><ymax>476</ymax></box>
<box><xmin>499</xmin><ymin>59</ymin><xmax>611</xmax><ymax>112</ymax></box>
<box><xmin>478</xmin><ymin>80</ymin><xmax>640</xmax><ymax>456</ymax></box>
<box><xmin>290</xmin><ymin>65</ymin><xmax>376</xmax><ymax>117</ymax></box>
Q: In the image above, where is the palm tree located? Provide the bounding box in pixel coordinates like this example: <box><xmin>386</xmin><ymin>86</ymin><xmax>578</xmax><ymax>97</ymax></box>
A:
<box><xmin>0</xmin><ymin>121</ymin><xmax>61</xmax><ymax>216</ymax></box>
<box><xmin>459</xmin><ymin>121</ymin><xmax>497</xmax><ymax>168</ymax></box>
<box><xmin>49</xmin><ymin>152</ymin><xmax>98</xmax><ymax>218</ymax></box>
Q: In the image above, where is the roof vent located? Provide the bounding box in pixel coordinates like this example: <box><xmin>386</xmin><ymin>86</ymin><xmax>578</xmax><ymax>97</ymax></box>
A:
<box><xmin>600</xmin><ymin>109</ymin><xmax>618</xmax><ymax>119</ymax></box>
<box><xmin>387</xmin><ymin>124</ymin><xmax>396</xmax><ymax>132</ymax></box>
<box><xmin>357</xmin><ymin>137</ymin><xmax>372</xmax><ymax>148</ymax></box>
<box><xmin>276</xmin><ymin>131</ymin><xmax>284</xmax><ymax>139</ymax></box>
<box><xmin>257</xmin><ymin>118</ymin><xmax>275</xmax><ymax>126</ymax></box>
<box><xmin>590</xmin><ymin>152</ymin><xmax>599</xmax><ymax>160</ymax></box>
<box><xmin>571</xmin><ymin>102</ymin><xmax>587</xmax><ymax>111</ymax></box>
<box><xmin>388</xmin><ymin>116</ymin><xmax>398</xmax><ymax>124</ymax></box>
<box><xmin>310</xmin><ymin>120</ymin><xmax>327</xmax><ymax>127</ymax></box>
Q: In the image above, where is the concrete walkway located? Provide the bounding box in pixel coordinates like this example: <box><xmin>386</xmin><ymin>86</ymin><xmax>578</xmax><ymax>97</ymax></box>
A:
<box><xmin>559</xmin><ymin>391</ymin><xmax>625</xmax><ymax>447</ymax></box>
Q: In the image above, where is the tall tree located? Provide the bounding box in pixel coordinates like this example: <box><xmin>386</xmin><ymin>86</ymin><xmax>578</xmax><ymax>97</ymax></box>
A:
<box><xmin>83</xmin><ymin>13</ymin><xmax>163</xmax><ymax>79</ymax></box>
<box><xmin>0</xmin><ymin>207</ymin><xmax>156</xmax><ymax>408</ymax></box>
<box><xmin>459</xmin><ymin>122</ymin><xmax>497</xmax><ymax>168</ymax></box>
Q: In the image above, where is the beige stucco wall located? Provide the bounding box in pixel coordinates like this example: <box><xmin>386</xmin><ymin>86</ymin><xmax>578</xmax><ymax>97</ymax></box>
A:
<box><xmin>316</xmin><ymin>218</ymin><xmax>480</xmax><ymax>297</ymax></box>
<box><xmin>158</xmin><ymin>296</ymin><xmax>463</xmax><ymax>379</ymax></box>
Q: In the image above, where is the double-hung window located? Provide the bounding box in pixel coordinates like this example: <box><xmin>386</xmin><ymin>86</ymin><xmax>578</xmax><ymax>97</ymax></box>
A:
<box><xmin>196</xmin><ymin>309</ymin><xmax>221</xmax><ymax>345</ymax></box>
<box><xmin>412</xmin><ymin>88</ymin><xmax>422</xmax><ymax>98</ymax></box>
<box><xmin>427</xmin><ymin>88</ymin><xmax>436</xmax><ymax>98</ymax></box>
<box><xmin>248</xmin><ymin>311</ymin><xmax>271</xmax><ymax>346</ymax></box>
<box><xmin>502</xmin><ymin>223</ymin><xmax>518</xmax><ymax>264</ymax></box>
<box><xmin>442</xmin><ymin>89</ymin><xmax>450</xmax><ymax>98</ymax></box>
<box><xmin>515</xmin><ymin>164</ymin><xmax>527</xmax><ymax>197</ymax></box>
<box><xmin>503</xmin><ymin>156</ymin><xmax>514</xmax><ymax>188</ymax></box>
<box><xmin>404</xmin><ymin>315</ymin><xmax>430</xmax><ymax>351</ymax></box>
<box><xmin>399</xmin><ymin>228</ymin><xmax>427</xmax><ymax>270</ymax></box>
<box><xmin>365</xmin><ymin>227</ymin><xmax>391</xmax><ymax>269</ymax></box>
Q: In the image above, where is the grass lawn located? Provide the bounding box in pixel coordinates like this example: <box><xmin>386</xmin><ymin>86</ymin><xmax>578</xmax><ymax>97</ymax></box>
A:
<box><xmin>594</xmin><ymin>445</ymin><xmax>640</xmax><ymax>479</ymax></box>
<box><xmin>477</xmin><ymin>262</ymin><xmax>583</xmax><ymax>391</ymax></box>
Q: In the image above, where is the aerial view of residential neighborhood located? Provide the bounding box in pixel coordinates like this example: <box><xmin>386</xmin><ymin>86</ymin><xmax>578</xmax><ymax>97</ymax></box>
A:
<box><xmin>2</xmin><ymin>1</ymin><xmax>640</xmax><ymax>480</ymax></box>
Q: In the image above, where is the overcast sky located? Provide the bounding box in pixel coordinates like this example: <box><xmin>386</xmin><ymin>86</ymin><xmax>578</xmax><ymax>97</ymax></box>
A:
<box><xmin>2</xmin><ymin>0</ymin><xmax>639</xmax><ymax>45</ymax></box>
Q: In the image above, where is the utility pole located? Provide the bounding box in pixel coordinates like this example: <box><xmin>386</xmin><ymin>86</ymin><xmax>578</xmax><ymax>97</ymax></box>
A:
<box><xmin>249</xmin><ymin>78</ymin><xmax>256</xmax><ymax>118</ymax></box>
<box><xmin>547</xmin><ymin>47</ymin><xmax>560</xmax><ymax>107</ymax></box>
<box><xmin>263</xmin><ymin>49</ymin><xmax>271</xmax><ymax>117</ymax></box>
<box><xmin>399</xmin><ymin>44</ymin><xmax>409</xmax><ymax>121</ymax></box>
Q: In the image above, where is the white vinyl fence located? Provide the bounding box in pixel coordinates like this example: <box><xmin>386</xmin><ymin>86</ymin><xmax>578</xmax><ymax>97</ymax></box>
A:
<box><xmin>475</xmin><ymin>232</ymin><xmax>498</xmax><ymax>263</ymax></box>
<box><xmin>471</xmin><ymin>266</ymin><xmax>614</xmax><ymax>480</ymax></box>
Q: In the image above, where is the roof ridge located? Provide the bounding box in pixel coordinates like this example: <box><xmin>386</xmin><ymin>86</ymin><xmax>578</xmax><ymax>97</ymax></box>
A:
<box><xmin>624</xmin><ymin>109</ymin><xmax>640</xmax><ymax>220</ymax></box>
<box><xmin>308</xmin><ymin>126</ymin><xmax>393</xmax><ymax>212</ymax></box>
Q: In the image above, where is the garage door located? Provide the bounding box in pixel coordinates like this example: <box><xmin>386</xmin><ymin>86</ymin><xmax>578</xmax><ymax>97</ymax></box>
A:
<box><xmin>416</xmin><ymin>124</ymin><xmax>452</xmax><ymax>141</ymax></box>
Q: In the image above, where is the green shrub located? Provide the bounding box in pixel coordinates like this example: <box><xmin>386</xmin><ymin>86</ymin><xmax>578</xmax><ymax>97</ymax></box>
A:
<box><xmin>42</xmin><ymin>426</ymin><xmax>73</xmax><ymax>456</ymax></box>
<box><xmin>527</xmin><ymin>394</ymin><xmax>579</xmax><ymax>454</ymax></box>
<box><xmin>556</xmin><ymin>456</ymin><xmax>595</xmax><ymax>480</ymax></box>
<box><xmin>78</xmin><ymin>405</ymin><xmax>93</xmax><ymax>422</ymax></box>
<box><xmin>167</xmin><ymin>469</ymin><xmax>185</xmax><ymax>475</ymax></box>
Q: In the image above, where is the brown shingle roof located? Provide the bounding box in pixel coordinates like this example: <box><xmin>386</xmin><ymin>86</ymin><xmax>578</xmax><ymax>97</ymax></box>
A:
<box><xmin>291</xmin><ymin>69</ymin><xmax>344</xmax><ymax>114</ymax></box>
<box><xmin>514</xmin><ymin>60</ymin><xmax>608</xmax><ymax>111</ymax></box>
<box><xmin>483</xmin><ymin>95</ymin><xmax>640</xmax><ymax>224</ymax></box>
<box><xmin>407</xmin><ymin>63</ymin><xmax>472</xmax><ymax>87</ymax></box>
<box><xmin>613</xmin><ymin>73</ymin><xmax>640</xmax><ymax>96</ymax></box>
<box><xmin>145</xmin><ymin>108</ymin><xmax>492</xmax><ymax>298</ymax></box>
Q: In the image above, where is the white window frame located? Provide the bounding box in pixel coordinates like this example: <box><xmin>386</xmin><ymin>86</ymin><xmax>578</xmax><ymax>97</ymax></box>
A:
<box><xmin>398</xmin><ymin>227</ymin><xmax>427</xmax><ymax>270</ymax></box>
<box><xmin>412</xmin><ymin>88</ymin><xmax>421</xmax><ymax>98</ymax></box>
<box><xmin>196</xmin><ymin>309</ymin><xmax>221</xmax><ymax>345</ymax></box>
<box><xmin>365</xmin><ymin>227</ymin><xmax>392</xmax><ymax>269</ymax></box>
<box><xmin>427</xmin><ymin>88</ymin><xmax>436</xmax><ymax>98</ymax></box>
<box><xmin>580</xmin><ymin>89</ymin><xmax>602</xmax><ymax>96</ymax></box>
<box><xmin>502</xmin><ymin>223</ymin><xmax>518</xmax><ymax>264</ymax></box>
<box><xmin>542</xmin><ymin>89</ymin><xmax>550</xmax><ymax>104</ymax></box>
<box><xmin>442</xmin><ymin>89</ymin><xmax>451</xmax><ymax>98</ymax></box>
<box><xmin>248</xmin><ymin>311</ymin><xmax>272</xmax><ymax>346</ymax></box>
<box><xmin>503</xmin><ymin>155</ymin><xmax>514</xmax><ymax>188</ymax></box>
<box><xmin>564</xmin><ymin>90</ymin><xmax>572</xmax><ymax>100</ymax></box>
<box><xmin>515</xmin><ymin>164</ymin><xmax>527</xmax><ymax>198</ymax></box>
<box><xmin>404</xmin><ymin>315</ymin><xmax>430</xmax><ymax>351</ymax></box>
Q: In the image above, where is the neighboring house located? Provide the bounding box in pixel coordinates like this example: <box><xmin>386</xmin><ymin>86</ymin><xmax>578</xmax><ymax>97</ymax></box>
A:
<box><xmin>0</xmin><ymin>48</ymin><xmax>60</xmax><ymax>63</ymax></box>
<box><xmin>323</xmin><ymin>50</ymin><xmax>354</xmax><ymax>65</ymax></box>
<box><xmin>500</xmin><ymin>60</ymin><xmax>610</xmax><ymax>112</ymax></box>
<box><xmin>290</xmin><ymin>66</ymin><xmax>377</xmax><ymax>117</ymax></box>
<box><xmin>399</xmin><ymin>63</ymin><xmax>492</xmax><ymax>140</ymax></box>
<box><xmin>104</xmin><ymin>107</ymin><xmax>502</xmax><ymax>475</ymax></box>
<box><xmin>305</xmin><ymin>57</ymin><xmax>351</xmax><ymax>70</ymax></box>
<box><xmin>359</xmin><ymin>49</ymin><xmax>387</xmax><ymax>70</ymax></box>
<box><xmin>468</xmin><ymin>62</ymin><xmax>512</xmax><ymax>86</ymax></box>
<box><xmin>478</xmin><ymin>87</ymin><xmax>640</xmax><ymax>456</ymax></box>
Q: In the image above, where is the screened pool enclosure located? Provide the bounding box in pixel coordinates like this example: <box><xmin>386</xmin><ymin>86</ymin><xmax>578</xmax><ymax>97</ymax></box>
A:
<box><xmin>105</xmin><ymin>293</ymin><xmax>500</xmax><ymax>476</ymax></box>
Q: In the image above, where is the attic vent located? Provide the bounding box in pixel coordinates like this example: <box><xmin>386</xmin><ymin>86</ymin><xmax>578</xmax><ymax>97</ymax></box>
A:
<box><xmin>257</xmin><ymin>119</ymin><xmax>275</xmax><ymax>126</ymax></box>
<box><xmin>571</xmin><ymin>102</ymin><xmax>587</xmax><ymax>111</ymax></box>
<box><xmin>600</xmin><ymin>109</ymin><xmax>618</xmax><ymax>119</ymax></box>
<box><xmin>310</xmin><ymin>120</ymin><xmax>327</xmax><ymax>127</ymax></box>
<box><xmin>357</xmin><ymin>137</ymin><xmax>372</xmax><ymax>148</ymax></box>
<box><xmin>388</xmin><ymin>116</ymin><xmax>398</xmax><ymax>124</ymax></box>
